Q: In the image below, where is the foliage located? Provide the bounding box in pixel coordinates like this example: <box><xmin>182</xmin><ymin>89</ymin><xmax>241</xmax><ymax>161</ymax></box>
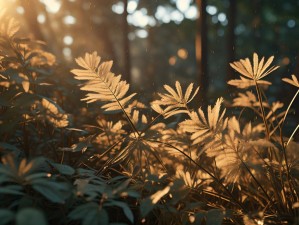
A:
<box><xmin>1</xmin><ymin>12</ymin><xmax>299</xmax><ymax>225</ymax></box>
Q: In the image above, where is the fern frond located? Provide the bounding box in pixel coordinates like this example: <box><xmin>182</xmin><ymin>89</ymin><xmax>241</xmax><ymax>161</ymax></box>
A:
<box><xmin>232</xmin><ymin>91</ymin><xmax>268</xmax><ymax>108</ymax></box>
<box><xmin>228</xmin><ymin>77</ymin><xmax>272</xmax><ymax>89</ymax></box>
<box><xmin>229</xmin><ymin>53</ymin><xmax>279</xmax><ymax>89</ymax></box>
<box><xmin>180</xmin><ymin>98</ymin><xmax>227</xmax><ymax>146</ymax></box>
<box><xmin>282</xmin><ymin>74</ymin><xmax>299</xmax><ymax>88</ymax></box>
<box><xmin>0</xmin><ymin>10</ymin><xmax>20</xmax><ymax>39</ymax></box>
<box><xmin>39</xmin><ymin>97</ymin><xmax>69</xmax><ymax>128</ymax></box>
<box><xmin>94</xmin><ymin>118</ymin><xmax>125</xmax><ymax>150</ymax></box>
<box><xmin>71</xmin><ymin>52</ymin><xmax>136</xmax><ymax>112</ymax></box>
<box><xmin>151</xmin><ymin>81</ymin><xmax>199</xmax><ymax>118</ymax></box>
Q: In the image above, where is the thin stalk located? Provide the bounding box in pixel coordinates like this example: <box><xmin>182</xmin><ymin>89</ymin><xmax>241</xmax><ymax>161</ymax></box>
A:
<box><xmin>93</xmin><ymin>68</ymin><xmax>139</xmax><ymax>136</ymax></box>
<box><xmin>150</xmin><ymin>139</ymin><xmax>247</xmax><ymax>212</ymax></box>
<box><xmin>286</xmin><ymin>124</ymin><xmax>299</xmax><ymax>147</ymax></box>
<box><xmin>229</xmin><ymin>137</ymin><xmax>274</xmax><ymax>208</ymax></box>
<box><xmin>279</xmin><ymin>127</ymin><xmax>296</xmax><ymax>206</ymax></box>
<box><xmin>252</xmin><ymin>145</ymin><xmax>288</xmax><ymax>206</ymax></box>
<box><xmin>254</xmin><ymin>81</ymin><xmax>270</xmax><ymax>139</ymax></box>
<box><xmin>140</xmin><ymin>113</ymin><xmax>162</xmax><ymax>135</ymax></box>
<box><xmin>282</xmin><ymin>89</ymin><xmax>299</xmax><ymax>126</ymax></box>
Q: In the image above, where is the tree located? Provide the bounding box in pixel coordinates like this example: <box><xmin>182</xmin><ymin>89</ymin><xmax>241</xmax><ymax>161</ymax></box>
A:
<box><xmin>19</xmin><ymin>0</ymin><xmax>44</xmax><ymax>41</ymax></box>
<box><xmin>122</xmin><ymin>0</ymin><xmax>131</xmax><ymax>83</ymax></box>
<box><xmin>227</xmin><ymin>0</ymin><xmax>236</xmax><ymax>83</ymax></box>
<box><xmin>195</xmin><ymin>0</ymin><xmax>208</xmax><ymax>102</ymax></box>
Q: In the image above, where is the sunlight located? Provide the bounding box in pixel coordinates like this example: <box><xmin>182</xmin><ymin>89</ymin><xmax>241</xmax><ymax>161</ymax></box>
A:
<box><xmin>218</xmin><ymin>13</ymin><xmax>226</xmax><ymax>22</ymax></box>
<box><xmin>176</xmin><ymin>0</ymin><xmax>191</xmax><ymax>12</ymax></box>
<box><xmin>0</xmin><ymin>0</ymin><xmax>13</xmax><ymax>10</ymax></box>
<box><xmin>112</xmin><ymin>2</ymin><xmax>124</xmax><ymax>14</ymax></box>
<box><xmin>184</xmin><ymin>5</ymin><xmax>198</xmax><ymax>20</ymax></box>
<box><xmin>37</xmin><ymin>14</ymin><xmax>46</xmax><ymax>24</ymax></box>
<box><xmin>63</xmin><ymin>15</ymin><xmax>76</xmax><ymax>25</ymax></box>
<box><xmin>287</xmin><ymin>19</ymin><xmax>296</xmax><ymax>28</ymax></box>
<box><xmin>128</xmin><ymin>0</ymin><xmax>138</xmax><ymax>13</ymax></box>
<box><xmin>169</xmin><ymin>56</ymin><xmax>176</xmax><ymax>65</ymax></box>
<box><xmin>63</xmin><ymin>35</ymin><xmax>73</xmax><ymax>45</ymax></box>
<box><xmin>206</xmin><ymin>5</ymin><xmax>218</xmax><ymax>15</ymax></box>
<box><xmin>155</xmin><ymin>6</ymin><xmax>172</xmax><ymax>23</ymax></box>
<box><xmin>155</xmin><ymin>6</ymin><xmax>167</xmax><ymax>21</ymax></box>
<box><xmin>177</xmin><ymin>48</ymin><xmax>188</xmax><ymax>59</ymax></box>
<box><xmin>136</xmin><ymin>29</ymin><xmax>148</xmax><ymax>38</ymax></box>
<box><xmin>63</xmin><ymin>47</ymin><xmax>72</xmax><ymax>60</ymax></box>
<box><xmin>16</xmin><ymin>6</ymin><xmax>24</xmax><ymax>15</ymax></box>
<box><xmin>128</xmin><ymin>10</ymin><xmax>149</xmax><ymax>27</ymax></box>
<box><xmin>170</xmin><ymin>10</ymin><xmax>184</xmax><ymax>24</ymax></box>
<box><xmin>39</xmin><ymin>0</ymin><xmax>61</xmax><ymax>14</ymax></box>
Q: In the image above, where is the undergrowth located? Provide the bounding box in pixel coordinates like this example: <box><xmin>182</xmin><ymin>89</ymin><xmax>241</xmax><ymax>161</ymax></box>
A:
<box><xmin>1</xmin><ymin>11</ymin><xmax>299</xmax><ymax>225</ymax></box>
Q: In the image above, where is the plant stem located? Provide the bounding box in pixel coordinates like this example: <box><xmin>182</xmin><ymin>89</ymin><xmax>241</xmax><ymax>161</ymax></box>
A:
<box><xmin>150</xmin><ymin>139</ymin><xmax>247</xmax><ymax>212</ymax></box>
<box><xmin>286</xmin><ymin>124</ymin><xmax>299</xmax><ymax>147</ymax></box>
<box><xmin>282</xmin><ymin>89</ymin><xmax>299</xmax><ymax>126</ymax></box>
<box><xmin>254</xmin><ymin>81</ymin><xmax>270</xmax><ymax>140</ymax></box>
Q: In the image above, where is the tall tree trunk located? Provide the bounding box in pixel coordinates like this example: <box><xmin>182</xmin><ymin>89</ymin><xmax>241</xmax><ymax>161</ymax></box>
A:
<box><xmin>195</xmin><ymin>0</ymin><xmax>208</xmax><ymax>102</ymax></box>
<box><xmin>253</xmin><ymin>0</ymin><xmax>262</xmax><ymax>49</ymax></box>
<box><xmin>19</xmin><ymin>0</ymin><xmax>45</xmax><ymax>42</ymax></box>
<box><xmin>227</xmin><ymin>0</ymin><xmax>236</xmax><ymax>83</ymax></box>
<box><xmin>123</xmin><ymin>0</ymin><xmax>131</xmax><ymax>83</ymax></box>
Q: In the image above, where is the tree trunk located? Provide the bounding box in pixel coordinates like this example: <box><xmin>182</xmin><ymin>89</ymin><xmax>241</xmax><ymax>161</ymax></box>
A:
<box><xmin>19</xmin><ymin>0</ymin><xmax>45</xmax><ymax>42</ymax></box>
<box><xmin>122</xmin><ymin>0</ymin><xmax>131</xmax><ymax>83</ymax></box>
<box><xmin>227</xmin><ymin>0</ymin><xmax>236</xmax><ymax>83</ymax></box>
<box><xmin>195</xmin><ymin>0</ymin><xmax>208</xmax><ymax>102</ymax></box>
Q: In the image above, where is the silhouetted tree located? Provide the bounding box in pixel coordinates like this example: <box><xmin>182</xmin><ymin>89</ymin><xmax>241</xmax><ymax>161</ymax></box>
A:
<box><xmin>195</xmin><ymin>0</ymin><xmax>208</xmax><ymax>102</ymax></box>
<box><xmin>19</xmin><ymin>0</ymin><xmax>44</xmax><ymax>41</ymax></box>
<box><xmin>227</xmin><ymin>0</ymin><xmax>236</xmax><ymax>82</ymax></box>
<box><xmin>123</xmin><ymin>0</ymin><xmax>131</xmax><ymax>83</ymax></box>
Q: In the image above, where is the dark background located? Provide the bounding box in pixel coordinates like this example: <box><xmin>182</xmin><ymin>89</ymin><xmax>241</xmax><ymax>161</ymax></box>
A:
<box><xmin>4</xmin><ymin>0</ymin><xmax>299</xmax><ymax>103</ymax></box>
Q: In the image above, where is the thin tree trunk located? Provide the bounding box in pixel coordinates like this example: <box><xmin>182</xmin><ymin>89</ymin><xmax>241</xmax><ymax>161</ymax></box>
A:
<box><xmin>19</xmin><ymin>0</ymin><xmax>45</xmax><ymax>42</ymax></box>
<box><xmin>123</xmin><ymin>0</ymin><xmax>131</xmax><ymax>83</ymax></box>
<box><xmin>227</xmin><ymin>0</ymin><xmax>236</xmax><ymax>83</ymax></box>
<box><xmin>195</xmin><ymin>0</ymin><xmax>208</xmax><ymax>102</ymax></box>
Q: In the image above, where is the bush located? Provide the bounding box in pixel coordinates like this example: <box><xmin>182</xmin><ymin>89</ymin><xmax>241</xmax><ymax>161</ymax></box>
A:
<box><xmin>1</xmin><ymin>11</ymin><xmax>299</xmax><ymax>225</ymax></box>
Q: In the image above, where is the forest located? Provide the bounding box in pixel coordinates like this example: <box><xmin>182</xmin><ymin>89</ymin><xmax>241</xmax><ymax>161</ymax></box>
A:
<box><xmin>1</xmin><ymin>0</ymin><xmax>299</xmax><ymax>225</ymax></box>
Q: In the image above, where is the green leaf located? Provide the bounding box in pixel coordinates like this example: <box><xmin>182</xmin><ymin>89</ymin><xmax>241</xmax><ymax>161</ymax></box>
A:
<box><xmin>83</xmin><ymin>209</ymin><xmax>109</xmax><ymax>225</ymax></box>
<box><xmin>31</xmin><ymin>179</ymin><xmax>69</xmax><ymax>204</ymax></box>
<box><xmin>140</xmin><ymin>198</ymin><xmax>154</xmax><ymax>218</ymax></box>
<box><xmin>48</xmin><ymin>162</ymin><xmax>75</xmax><ymax>176</ymax></box>
<box><xmin>0</xmin><ymin>185</ymin><xmax>24</xmax><ymax>196</ymax></box>
<box><xmin>69</xmin><ymin>203</ymin><xmax>109</xmax><ymax>225</ymax></box>
<box><xmin>25</xmin><ymin>173</ymin><xmax>49</xmax><ymax>182</ymax></box>
<box><xmin>206</xmin><ymin>209</ymin><xmax>224</xmax><ymax>225</ymax></box>
<box><xmin>193</xmin><ymin>212</ymin><xmax>205</xmax><ymax>225</ymax></box>
<box><xmin>0</xmin><ymin>209</ymin><xmax>14</xmax><ymax>225</ymax></box>
<box><xmin>0</xmin><ymin>142</ymin><xmax>21</xmax><ymax>152</ymax></box>
<box><xmin>108</xmin><ymin>201</ymin><xmax>134</xmax><ymax>223</ymax></box>
<box><xmin>97</xmin><ymin>209</ymin><xmax>109</xmax><ymax>225</ymax></box>
<box><xmin>69</xmin><ymin>202</ymin><xmax>98</xmax><ymax>220</ymax></box>
<box><xmin>16</xmin><ymin>208</ymin><xmax>47</xmax><ymax>225</ymax></box>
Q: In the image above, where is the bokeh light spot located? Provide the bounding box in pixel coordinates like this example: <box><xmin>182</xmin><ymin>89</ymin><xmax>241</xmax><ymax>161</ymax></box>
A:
<box><xmin>177</xmin><ymin>48</ymin><xmax>188</xmax><ymax>59</ymax></box>
<box><xmin>37</xmin><ymin>14</ymin><xmax>46</xmax><ymax>24</ymax></box>
<box><xmin>63</xmin><ymin>35</ymin><xmax>73</xmax><ymax>45</ymax></box>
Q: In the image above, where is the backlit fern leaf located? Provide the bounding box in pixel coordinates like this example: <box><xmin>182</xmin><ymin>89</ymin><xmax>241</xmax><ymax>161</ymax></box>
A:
<box><xmin>0</xmin><ymin>10</ymin><xmax>20</xmax><ymax>39</ymax></box>
<box><xmin>71</xmin><ymin>52</ymin><xmax>136</xmax><ymax>111</ymax></box>
<box><xmin>228</xmin><ymin>53</ymin><xmax>279</xmax><ymax>89</ymax></box>
<box><xmin>180</xmin><ymin>98</ymin><xmax>227</xmax><ymax>146</ymax></box>
<box><xmin>282</xmin><ymin>74</ymin><xmax>299</xmax><ymax>88</ymax></box>
<box><xmin>151</xmin><ymin>81</ymin><xmax>199</xmax><ymax>118</ymax></box>
<box><xmin>232</xmin><ymin>91</ymin><xmax>268</xmax><ymax>108</ymax></box>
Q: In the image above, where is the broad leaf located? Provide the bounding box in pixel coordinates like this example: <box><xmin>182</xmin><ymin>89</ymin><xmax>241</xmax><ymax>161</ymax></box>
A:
<box><xmin>16</xmin><ymin>208</ymin><xmax>47</xmax><ymax>225</ymax></box>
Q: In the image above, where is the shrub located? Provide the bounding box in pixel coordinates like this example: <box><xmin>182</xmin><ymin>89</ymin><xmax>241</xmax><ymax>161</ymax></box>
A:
<box><xmin>1</xmin><ymin>11</ymin><xmax>299</xmax><ymax>225</ymax></box>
